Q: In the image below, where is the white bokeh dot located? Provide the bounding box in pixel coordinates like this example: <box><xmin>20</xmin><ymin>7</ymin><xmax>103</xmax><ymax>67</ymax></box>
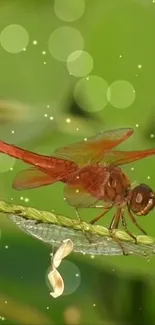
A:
<box><xmin>46</xmin><ymin>260</ymin><xmax>81</xmax><ymax>296</ymax></box>
<box><xmin>54</xmin><ymin>0</ymin><xmax>85</xmax><ymax>22</ymax></box>
<box><xmin>67</xmin><ymin>50</ymin><xmax>93</xmax><ymax>77</ymax></box>
<box><xmin>0</xmin><ymin>154</ymin><xmax>15</xmax><ymax>173</ymax></box>
<box><xmin>74</xmin><ymin>75</ymin><xmax>109</xmax><ymax>112</ymax></box>
<box><xmin>0</xmin><ymin>24</ymin><xmax>29</xmax><ymax>53</ymax></box>
<box><xmin>107</xmin><ymin>80</ymin><xmax>135</xmax><ymax>109</ymax></box>
<box><xmin>32</xmin><ymin>40</ymin><xmax>38</xmax><ymax>45</ymax></box>
<box><xmin>48</xmin><ymin>26</ymin><xmax>84</xmax><ymax>62</ymax></box>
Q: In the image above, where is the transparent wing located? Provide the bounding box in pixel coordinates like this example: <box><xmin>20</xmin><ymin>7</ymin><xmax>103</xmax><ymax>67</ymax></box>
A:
<box><xmin>64</xmin><ymin>166</ymin><xmax>110</xmax><ymax>208</ymax></box>
<box><xmin>54</xmin><ymin>128</ymin><xmax>133</xmax><ymax>166</ymax></box>
<box><xmin>13</xmin><ymin>168</ymin><xmax>57</xmax><ymax>190</ymax></box>
<box><xmin>98</xmin><ymin>148</ymin><xmax>155</xmax><ymax>166</ymax></box>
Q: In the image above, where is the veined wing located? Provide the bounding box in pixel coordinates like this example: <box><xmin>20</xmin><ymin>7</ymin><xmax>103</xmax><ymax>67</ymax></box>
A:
<box><xmin>64</xmin><ymin>165</ymin><xmax>110</xmax><ymax>208</ymax></box>
<box><xmin>98</xmin><ymin>148</ymin><xmax>155</xmax><ymax>167</ymax></box>
<box><xmin>54</xmin><ymin>128</ymin><xmax>133</xmax><ymax>166</ymax></box>
<box><xmin>12</xmin><ymin>167</ymin><xmax>69</xmax><ymax>190</ymax></box>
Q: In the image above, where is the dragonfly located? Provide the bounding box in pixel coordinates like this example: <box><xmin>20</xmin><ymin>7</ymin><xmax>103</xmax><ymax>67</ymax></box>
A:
<box><xmin>0</xmin><ymin>127</ymin><xmax>155</xmax><ymax>255</ymax></box>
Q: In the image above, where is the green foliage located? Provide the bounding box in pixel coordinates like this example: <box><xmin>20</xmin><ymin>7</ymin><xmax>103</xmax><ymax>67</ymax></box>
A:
<box><xmin>0</xmin><ymin>0</ymin><xmax>155</xmax><ymax>324</ymax></box>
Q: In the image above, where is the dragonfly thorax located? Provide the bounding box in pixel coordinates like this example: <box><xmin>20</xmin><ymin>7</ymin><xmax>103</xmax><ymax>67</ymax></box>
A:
<box><xmin>103</xmin><ymin>166</ymin><xmax>131</xmax><ymax>205</ymax></box>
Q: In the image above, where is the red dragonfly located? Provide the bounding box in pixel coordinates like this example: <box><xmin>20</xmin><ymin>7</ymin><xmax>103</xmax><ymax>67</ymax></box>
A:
<box><xmin>0</xmin><ymin>128</ymin><xmax>155</xmax><ymax>254</ymax></box>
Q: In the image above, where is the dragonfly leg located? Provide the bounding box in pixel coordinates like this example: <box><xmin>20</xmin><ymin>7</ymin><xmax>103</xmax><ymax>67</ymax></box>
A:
<box><xmin>75</xmin><ymin>208</ymin><xmax>82</xmax><ymax>224</ymax></box>
<box><xmin>89</xmin><ymin>207</ymin><xmax>112</xmax><ymax>225</ymax></box>
<box><xmin>121</xmin><ymin>214</ymin><xmax>137</xmax><ymax>244</ymax></box>
<box><xmin>127</xmin><ymin>207</ymin><xmax>147</xmax><ymax>235</ymax></box>
<box><xmin>75</xmin><ymin>209</ymin><xmax>93</xmax><ymax>244</ymax></box>
<box><xmin>109</xmin><ymin>208</ymin><xmax>128</xmax><ymax>256</ymax></box>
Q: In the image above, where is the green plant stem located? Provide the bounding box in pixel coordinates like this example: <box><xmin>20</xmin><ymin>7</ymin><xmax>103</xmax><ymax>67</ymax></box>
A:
<box><xmin>0</xmin><ymin>199</ymin><xmax>155</xmax><ymax>257</ymax></box>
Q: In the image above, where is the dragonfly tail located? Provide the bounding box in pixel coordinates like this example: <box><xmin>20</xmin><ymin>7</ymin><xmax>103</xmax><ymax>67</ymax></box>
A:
<box><xmin>0</xmin><ymin>140</ymin><xmax>52</xmax><ymax>167</ymax></box>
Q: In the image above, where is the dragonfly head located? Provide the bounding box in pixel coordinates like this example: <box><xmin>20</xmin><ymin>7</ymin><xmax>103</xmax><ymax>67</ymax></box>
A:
<box><xmin>129</xmin><ymin>184</ymin><xmax>155</xmax><ymax>215</ymax></box>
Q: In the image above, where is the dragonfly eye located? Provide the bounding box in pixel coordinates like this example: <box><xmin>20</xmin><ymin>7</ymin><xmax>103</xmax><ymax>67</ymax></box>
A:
<box><xmin>129</xmin><ymin>184</ymin><xmax>155</xmax><ymax>215</ymax></box>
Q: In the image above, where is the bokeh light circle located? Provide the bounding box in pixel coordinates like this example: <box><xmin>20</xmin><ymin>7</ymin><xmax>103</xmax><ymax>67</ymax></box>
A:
<box><xmin>54</xmin><ymin>0</ymin><xmax>85</xmax><ymax>22</ymax></box>
<box><xmin>0</xmin><ymin>154</ymin><xmax>15</xmax><ymax>173</ymax></box>
<box><xmin>48</xmin><ymin>26</ymin><xmax>84</xmax><ymax>62</ymax></box>
<box><xmin>67</xmin><ymin>50</ymin><xmax>93</xmax><ymax>77</ymax></box>
<box><xmin>107</xmin><ymin>80</ymin><xmax>136</xmax><ymax>109</ymax></box>
<box><xmin>74</xmin><ymin>75</ymin><xmax>109</xmax><ymax>112</ymax></box>
<box><xmin>64</xmin><ymin>306</ymin><xmax>81</xmax><ymax>324</ymax></box>
<box><xmin>0</xmin><ymin>25</ymin><xmax>29</xmax><ymax>53</ymax></box>
<box><xmin>46</xmin><ymin>260</ymin><xmax>81</xmax><ymax>296</ymax></box>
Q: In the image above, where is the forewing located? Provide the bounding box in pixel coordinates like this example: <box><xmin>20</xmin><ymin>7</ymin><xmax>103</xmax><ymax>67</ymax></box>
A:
<box><xmin>64</xmin><ymin>167</ymin><xmax>110</xmax><ymax>208</ymax></box>
<box><xmin>54</xmin><ymin>128</ymin><xmax>133</xmax><ymax>166</ymax></box>
<box><xmin>13</xmin><ymin>168</ymin><xmax>56</xmax><ymax>190</ymax></box>
<box><xmin>98</xmin><ymin>148</ymin><xmax>155</xmax><ymax>166</ymax></box>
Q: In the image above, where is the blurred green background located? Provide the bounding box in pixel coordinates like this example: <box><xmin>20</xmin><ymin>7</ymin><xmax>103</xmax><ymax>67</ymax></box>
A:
<box><xmin>1</xmin><ymin>0</ymin><xmax>155</xmax><ymax>324</ymax></box>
